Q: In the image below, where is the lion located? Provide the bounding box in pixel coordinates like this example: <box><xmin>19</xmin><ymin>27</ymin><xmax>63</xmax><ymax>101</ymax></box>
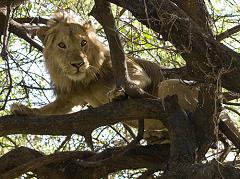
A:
<box><xmin>11</xmin><ymin>12</ymin><xmax>199</xmax><ymax>134</ymax></box>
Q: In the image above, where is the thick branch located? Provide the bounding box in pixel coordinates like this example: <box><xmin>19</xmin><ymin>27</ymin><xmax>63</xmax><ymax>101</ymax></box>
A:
<box><xmin>91</xmin><ymin>0</ymin><xmax>129</xmax><ymax>88</ymax></box>
<box><xmin>0</xmin><ymin>145</ymin><xmax>170</xmax><ymax>178</ymax></box>
<box><xmin>194</xmin><ymin>84</ymin><xmax>220</xmax><ymax>159</ymax></box>
<box><xmin>108</xmin><ymin>0</ymin><xmax>240</xmax><ymax>93</ymax></box>
<box><xmin>165</xmin><ymin>96</ymin><xmax>196</xmax><ymax>169</ymax></box>
<box><xmin>2</xmin><ymin>145</ymin><xmax>240</xmax><ymax>179</ymax></box>
<box><xmin>1</xmin><ymin>149</ymin><xmax>94</xmax><ymax>179</ymax></box>
<box><xmin>0</xmin><ymin>98</ymin><xmax>168</xmax><ymax>136</ymax></box>
<box><xmin>0</xmin><ymin>97</ymin><xmax>236</xmax><ymax>154</ymax></box>
<box><xmin>91</xmin><ymin>0</ymin><xmax>155</xmax><ymax>98</ymax></box>
<box><xmin>64</xmin><ymin>144</ymin><xmax>170</xmax><ymax>178</ymax></box>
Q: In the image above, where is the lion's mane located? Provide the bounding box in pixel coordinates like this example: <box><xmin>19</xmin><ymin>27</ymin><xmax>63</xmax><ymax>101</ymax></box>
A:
<box><xmin>37</xmin><ymin>12</ymin><xmax>112</xmax><ymax>95</ymax></box>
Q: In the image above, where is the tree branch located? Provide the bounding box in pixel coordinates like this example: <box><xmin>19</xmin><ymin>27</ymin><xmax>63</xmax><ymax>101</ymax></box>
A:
<box><xmin>171</xmin><ymin>0</ymin><xmax>213</xmax><ymax>35</ymax></box>
<box><xmin>14</xmin><ymin>17</ymin><xmax>48</xmax><ymax>24</ymax></box>
<box><xmin>0</xmin><ymin>145</ymin><xmax>170</xmax><ymax>178</ymax></box>
<box><xmin>108</xmin><ymin>0</ymin><xmax>240</xmax><ymax>93</ymax></box>
<box><xmin>9</xmin><ymin>18</ymin><xmax>43</xmax><ymax>52</ymax></box>
<box><xmin>0</xmin><ymin>11</ymin><xmax>43</xmax><ymax>52</ymax></box>
<box><xmin>216</xmin><ymin>24</ymin><xmax>240</xmax><ymax>41</ymax></box>
<box><xmin>165</xmin><ymin>95</ymin><xmax>196</xmax><ymax>170</ymax></box>
<box><xmin>194</xmin><ymin>84</ymin><xmax>220</xmax><ymax>160</ymax></box>
<box><xmin>0</xmin><ymin>98</ymin><xmax>168</xmax><ymax>136</ymax></box>
<box><xmin>91</xmin><ymin>0</ymin><xmax>156</xmax><ymax>98</ymax></box>
<box><xmin>2</xmin><ymin>145</ymin><xmax>240</xmax><ymax>179</ymax></box>
<box><xmin>1</xmin><ymin>149</ymin><xmax>94</xmax><ymax>179</ymax></box>
<box><xmin>219</xmin><ymin>114</ymin><xmax>240</xmax><ymax>149</ymax></box>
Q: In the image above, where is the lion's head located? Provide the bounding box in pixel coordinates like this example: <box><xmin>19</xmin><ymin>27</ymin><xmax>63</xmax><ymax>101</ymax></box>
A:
<box><xmin>37</xmin><ymin>12</ymin><xmax>110</xmax><ymax>92</ymax></box>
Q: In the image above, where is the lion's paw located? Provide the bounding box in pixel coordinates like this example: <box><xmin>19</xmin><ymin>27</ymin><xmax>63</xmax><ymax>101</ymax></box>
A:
<box><xmin>107</xmin><ymin>88</ymin><xmax>127</xmax><ymax>102</ymax></box>
<box><xmin>10</xmin><ymin>103</ymin><xmax>40</xmax><ymax>116</ymax></box>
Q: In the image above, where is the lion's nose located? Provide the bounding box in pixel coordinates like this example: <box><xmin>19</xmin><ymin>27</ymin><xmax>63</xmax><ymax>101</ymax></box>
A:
<box><xmin>71</xmin><ymin>61</ymin><xmax>85</xmax><ymax>69</ymax></box>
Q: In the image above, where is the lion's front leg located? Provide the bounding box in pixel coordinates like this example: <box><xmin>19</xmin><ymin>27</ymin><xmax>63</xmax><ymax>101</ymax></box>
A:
<box><xmin>107</xmin><ymin>62</ymin><xmax>151</xmax><ymax>101</ymax></box>
<box><xmin>11</xmin><ymin>103</ymin><xmax>41</xmax><ymax>116</ymax></box>
<box><xmin>107</xmin><ymin>87</ymin><xmax>127</xmax><ymax>101</ymax></box>
<box><xmin>11</xmin><ymin>97</ymin><xmax>75</xmax><ymax>116</ymax></box>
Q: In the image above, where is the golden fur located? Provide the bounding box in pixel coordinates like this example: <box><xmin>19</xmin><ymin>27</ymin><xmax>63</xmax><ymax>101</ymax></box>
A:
<box><xmin>11</xmin><ymin>12</ymin><xmax>199</xmax><ymax>132</ymax></box>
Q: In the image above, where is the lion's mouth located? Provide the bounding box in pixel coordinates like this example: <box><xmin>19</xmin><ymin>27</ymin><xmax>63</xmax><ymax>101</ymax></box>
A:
<box><xmin>67</xmin><ymin>71</ymin><xmax>86</xmax><ymax>81</ymax></box>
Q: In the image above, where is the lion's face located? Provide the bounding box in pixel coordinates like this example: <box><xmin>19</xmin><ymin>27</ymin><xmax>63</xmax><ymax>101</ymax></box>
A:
<box><xmin>37</xmin><ymin>13</ymin><xmax>106</xmax><ymax>87</ymax></box>
<box><xmin>48</xmin><ymin>23</ymin><xmax>92</xmax><ymax>81</ymax></box>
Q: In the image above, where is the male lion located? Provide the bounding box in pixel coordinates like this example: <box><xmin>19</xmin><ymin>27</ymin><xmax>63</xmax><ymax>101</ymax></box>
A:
<box><xmin>11</xmin><ymin>12</ymin><xmax>199</xmax><ymax>133</ymax></box>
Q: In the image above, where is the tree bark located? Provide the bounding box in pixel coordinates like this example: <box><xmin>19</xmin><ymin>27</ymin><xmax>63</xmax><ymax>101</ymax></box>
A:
<box><xmin>172</xmin><ymin>0</ymin><xmax>213</xmax><ymax>35</ymax></box>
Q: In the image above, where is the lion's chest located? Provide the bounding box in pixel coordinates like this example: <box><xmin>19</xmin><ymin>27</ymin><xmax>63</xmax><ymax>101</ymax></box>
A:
<box><xmin>71</xmin><ymin>78</ymin><xmax>114</xmax><ymax>107</ymax></box>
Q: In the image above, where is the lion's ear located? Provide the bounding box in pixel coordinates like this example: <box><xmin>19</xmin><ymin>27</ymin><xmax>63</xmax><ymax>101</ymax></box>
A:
<box><xmin>82</xmin><ymin>21</ymin><xmax>95</xmax><ymax>33</ymax></box>
<box><xmin>36</xmin><ymin>26</ymin><xmax>50</xmax><ymax>45</ymax></box>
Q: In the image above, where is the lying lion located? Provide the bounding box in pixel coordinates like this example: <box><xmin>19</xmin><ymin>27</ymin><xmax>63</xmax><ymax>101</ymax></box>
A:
<box><xmin>11</xmin><ymin>12</ymin><xmax>199</xmax><ymax>135</ymax></box>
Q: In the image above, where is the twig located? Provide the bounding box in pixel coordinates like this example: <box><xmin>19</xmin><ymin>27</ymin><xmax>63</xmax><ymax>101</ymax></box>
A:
<box><xmin>108</xmin><ymin>125</ymin><xmax>130</xmax><ymax>144</ymax></box>
<box><xmin>223</xmin><ymin>101</ymin><xmax>240</xmax><ymax>106</ymax></box>
<box><xmin>4</xmin><ymin>136</ymin><xmax>18</xmax><ymax>148</ymax></box>
<box><xmin>216</xmin><ymin>24</ymin><xmax>240</xmax><ymax>41</ymax></box>
<box><xmin>225</xmin><ymin>106</ymin><xmax>240</xmax><ymax>116</ymax></box>
<box><xmin>116</xmin><ymin>8</ymin><xmax>126</xmax><ymax>18</ymax></box>
<box><xmin>123</xmin><ymin>123</ymin><xmax>136</xmax><ymax>139</ymax></box>
<box><xmin>54</xmin><ymin>135</ymin><xmax>72</xmax><ymax>152</ymax></box>
<box><xmin>76</xmin><ymin>119</ymin><xmax>144</xmax><ymax>168</ymax></box>
<box><xmin>1</xmin><ymin>5</ymin><xmax>11</xmax><ymax>52</ymax></box>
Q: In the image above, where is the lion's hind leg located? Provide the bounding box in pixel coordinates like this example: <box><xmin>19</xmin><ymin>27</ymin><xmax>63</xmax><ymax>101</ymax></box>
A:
<box><xmin>158</xmin><ymin>79</ymin><xmax>199</xmax><ymax>113</ymax></box>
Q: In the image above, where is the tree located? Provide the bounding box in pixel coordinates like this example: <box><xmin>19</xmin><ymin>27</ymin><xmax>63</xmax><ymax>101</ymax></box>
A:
<box><xmin>0</xmin><ymin>0</ymin><xmax>240</xmax><ymax>178</ymax></box>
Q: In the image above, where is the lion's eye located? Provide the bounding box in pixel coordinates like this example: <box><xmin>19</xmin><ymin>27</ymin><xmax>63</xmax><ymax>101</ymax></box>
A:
<box><xmin>81</xmin><ymin>40</ymin><xmax>87</xmax><ymax>47</ymax></box>
<box><xmin>58</xmin><ymin>42</ymin><xmax>66</xmax><ymax>48</ymax></box>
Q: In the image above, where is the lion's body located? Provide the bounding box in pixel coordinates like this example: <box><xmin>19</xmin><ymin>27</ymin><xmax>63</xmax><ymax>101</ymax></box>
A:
<box><xmin>11</xmin><ymin>12</ymin><xmax>199</xmax><ymax>132</ymax></box>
